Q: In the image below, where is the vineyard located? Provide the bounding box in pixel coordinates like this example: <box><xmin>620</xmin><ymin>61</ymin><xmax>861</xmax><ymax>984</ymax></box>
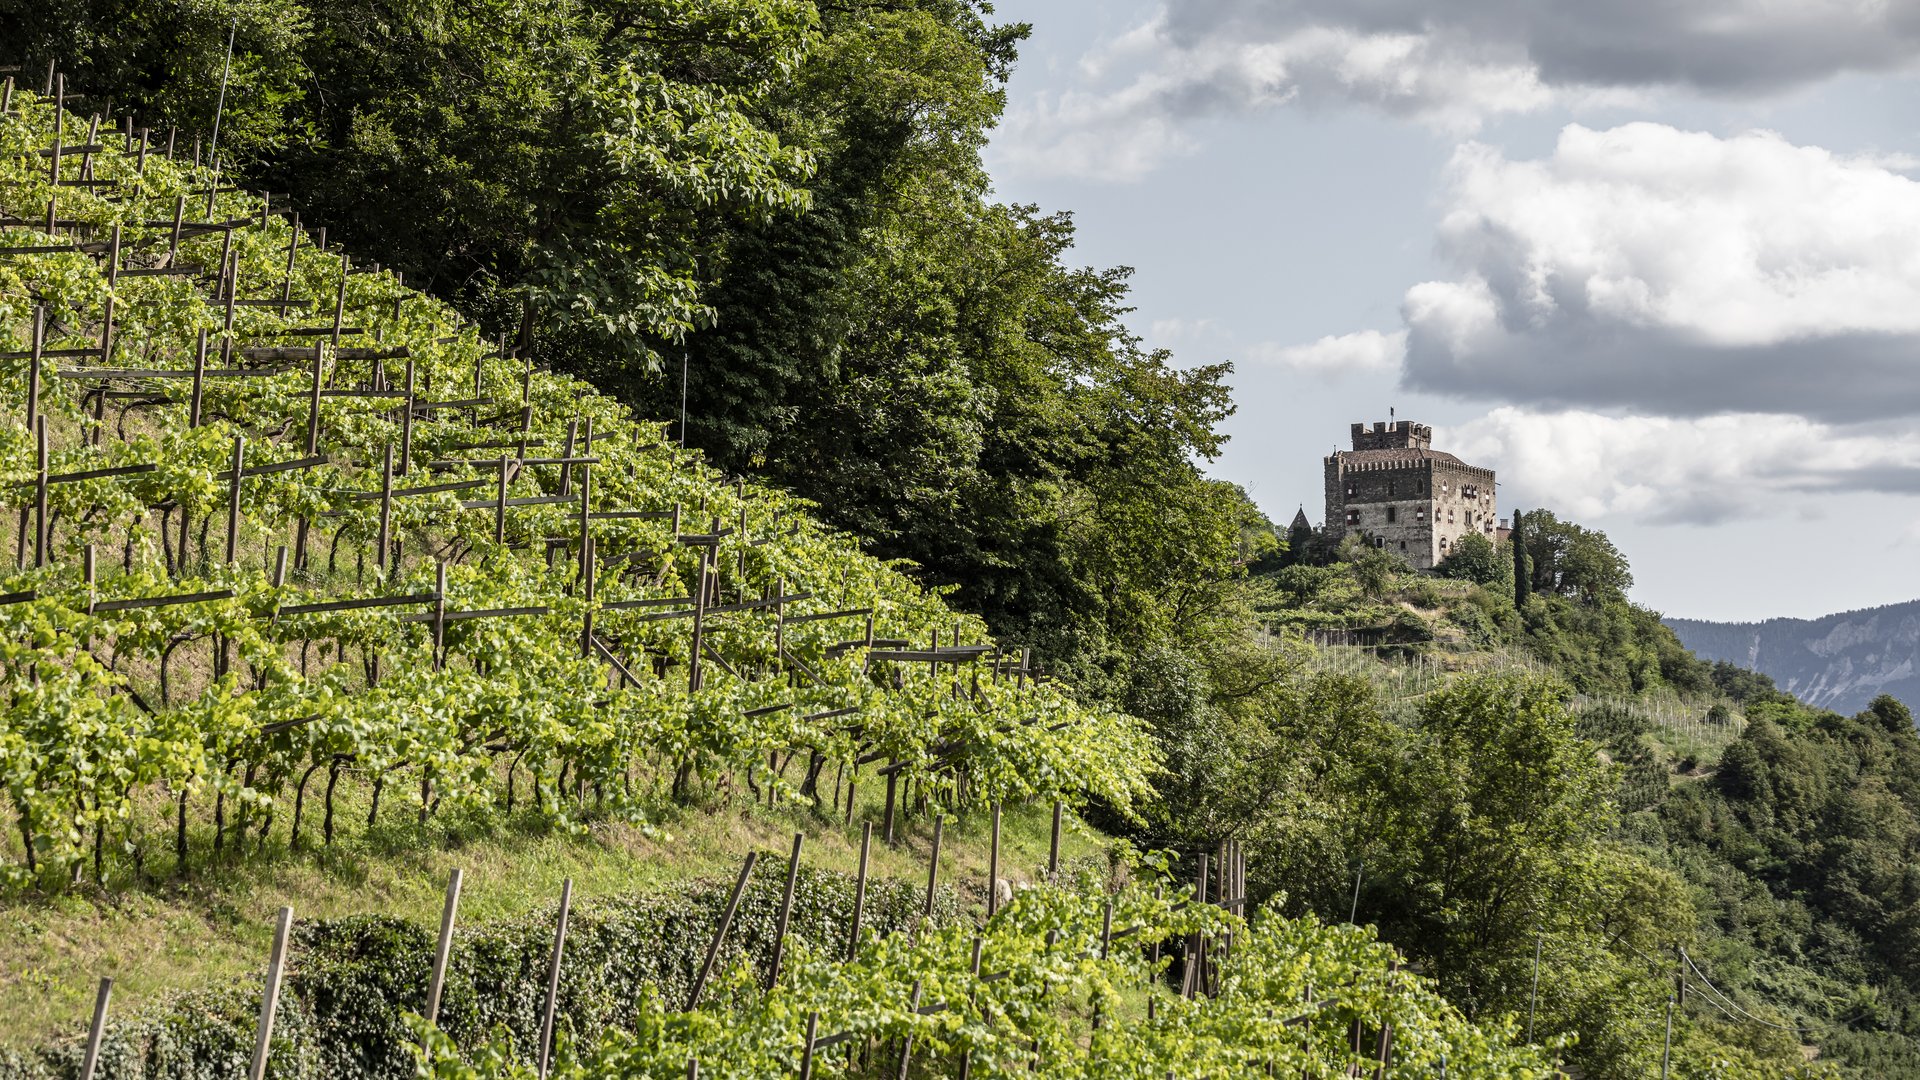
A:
<box><xmin>0</xmin><ymin>71</ymin><xmax>1573</xmax><ymax>1079</ymax></box>
<box><xmin>0</xmin><ymin>74</ymin><xmax>1156</xmax><ymax>888</ymax></box>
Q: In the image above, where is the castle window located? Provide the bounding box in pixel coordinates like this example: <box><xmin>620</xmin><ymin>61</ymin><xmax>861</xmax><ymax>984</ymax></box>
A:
<box><xmin>1346</xmin><ymin>509</ymin><xmax>1360</xmax><ymax>526</ymax></box>
<box><xmin>1388</xmin><ymin>480</ymin><xmax>1397</xmax><ymax>495</ymax></box>
<box><xmin>1345</xmin><ymin>484</ymin><xmax>1355</xmax><ymax>498</ymax></box>
<box><xmin>1399</xmin><ymin>540</ymin><xmax>1407</xmax><ymax>551</ymax></box>
<box><xmin>1386</xmin><ymin>506</ymin><xmax>1397</xmax><ymax>524</ymax></box>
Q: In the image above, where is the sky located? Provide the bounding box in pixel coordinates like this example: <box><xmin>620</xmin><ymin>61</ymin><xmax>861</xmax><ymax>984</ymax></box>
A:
<box><xmin>980</xmin><ymin>0</ymin><xmax>1920</xmax><ymax>622</ymax></box>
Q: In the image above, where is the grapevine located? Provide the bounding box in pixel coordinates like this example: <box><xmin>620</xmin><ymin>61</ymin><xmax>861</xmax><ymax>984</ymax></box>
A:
<box><xmin>0</xmin><ymin>84</ymin><xmax>1159</xmax><ymax>885</ymax></box>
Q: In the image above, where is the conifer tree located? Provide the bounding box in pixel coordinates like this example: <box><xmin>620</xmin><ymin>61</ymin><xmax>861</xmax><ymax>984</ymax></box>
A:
<box><xmin>1512</xmin><ymin>508</ymin><xmax>1531</xmax><ymax>609</ymax></box>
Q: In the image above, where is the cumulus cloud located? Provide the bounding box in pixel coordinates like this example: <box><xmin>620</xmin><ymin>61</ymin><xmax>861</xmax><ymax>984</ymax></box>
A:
<box><xmin>1250</xmin><ymin>329</ymin><xmax>1407</xmax><ymax>378</ymax></box>
<box><xmin>1443</xmin><ymin>408</ymin><xmax>1920</xmax><ymax>525</ymax></box>
<box><xmin>997</xmin><ymin>0</ymin><xmax>1920</xmax><ymax>178</ymax></box>
<box><xmin>1399</xmin><ymin>123</ymin><xmax>1920</xmax><ymax>420</ymax></box>
<box><xmin>1160</xmin><ymin>0</ymin><xmax>1920</xmax><ymax>96</ymax></box>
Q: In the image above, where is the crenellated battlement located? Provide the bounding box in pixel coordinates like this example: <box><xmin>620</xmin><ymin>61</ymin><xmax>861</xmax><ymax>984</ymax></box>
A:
<box><xmin>1349</xmin><ymin>420</ymin><xmax>1432</xmax><ymax>452</ymax></box>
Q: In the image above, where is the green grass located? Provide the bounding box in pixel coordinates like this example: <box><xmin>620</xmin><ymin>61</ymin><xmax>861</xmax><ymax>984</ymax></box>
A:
<box><xmin>0</xmin><ymin>784</ymin><xmax>1105</xmax><ymax>1047</ymax></box>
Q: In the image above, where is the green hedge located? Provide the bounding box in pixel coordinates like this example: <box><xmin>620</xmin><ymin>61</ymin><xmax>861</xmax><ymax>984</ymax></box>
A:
<box><xmin>3</xmin><ymin>863</ymin><xmax>954</xmax><ymax>1079</ymax></box>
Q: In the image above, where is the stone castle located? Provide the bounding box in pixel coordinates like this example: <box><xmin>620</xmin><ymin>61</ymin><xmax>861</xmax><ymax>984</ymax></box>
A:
<box><xmin>1322</xmin><ymin>420</ymin><xmax>1497</xmax><ymax>571</ymax></box>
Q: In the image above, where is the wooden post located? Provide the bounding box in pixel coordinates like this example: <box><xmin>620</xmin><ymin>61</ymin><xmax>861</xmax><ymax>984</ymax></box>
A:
<box><xmin>987</xmin><ymin>801</ymin><xmax>1002</xmax><ymax>918</ymax></box>
<box><xmin>225</xmin><ymin>436</ymin><xmax>244</xmax><ymax>564</ymax></box>
<box><xmin>495</xmin><ymin>455</ymin><xmax>509</xmax><ymax>545</ymax></box>
<box><xmin>100</xmin><ymin>225</ymin><xmax>119</xmax><ymax>374</ymax></box>
<box><xmin>536</xmin><ymin>879</ymin><xmax>573</xmax><ymax>1080</ymax></box>
<box><xmin>896</xmin><ymin>981</ymin><xmax>923</xmax><ymax>1079</ymax></box>
<box><xmin>774</xmin><ymin>576</ymin><xmax>786</xmax><ymax>680</ymax></box>
<box><xmin>425</xmin><ymin>867</ymin><xmax>462</xmax><ymax>1024</ymax></box>
<box><xmin>399</xmin><ymin>359</ymin><xmax>415</xmax><ymax>476</ymax></box>
<box><xmin>189</xmin><ymin>329</ymin><xmax>209</xmax><ymax>428</ymax></box>
<box><xmin>848</xmin><ymin>822</ymin><xmax>871</xmax><ymax>961</ymax></box>
<box><xmin>922</xmin><ymin>816</ymin><xmax>943</xmax><ymax>924</ymax></box>
<box><xmin>579</xmin><ymin>534</ymin><xmax>594</xmax><ymax>659</ymax></box>
<box><xmin>79</xmin><ymin>976</ymin><xmax>111</xmax><ymax>1080</ymax></box>
<box><xmin>798</xmin><ymin>1011</ymin><xmax>820</xmax><ymax>1080</ymax></box>
<box><xmin>218</xmin><ymin>245</ymin><xmax>238</xmax><ymax>364</ymax></box>
<box><xmin>576</xmin><ymin>421</ymin><xmax>593</xmax><ymax>583</ymax></box>
<box><xmin>303</xmin><ymin>342</ymin><xmax>323</xmax><ymax>453</ymax></box>
<box><xmin>248</xmin><ymin>906</ymin><xmax>293</xmax><ymax>1080</ymax></box>
<box><xmin>1048</xmin><ymin>800</ymin><xmax>1062</xmax><ymax>881</ymax></box>
<box><xmin>883</xmin><ymin>767</ymin><xmax>897</xmax><ymax>845</ymax></box>
<box><xmin>377</xmin><ymin>444</ymin><xmax>394</xmax><ymax>578</ymax></box>
<box><xmin>557</xmin><ymin>420</ymin><xmax>578</xmax><ymax>496</ymax></box>
<box><xmin>81</xmin><ymin>544</ymin><xmax>96</xmax><ymax>634</ymax></box>
<box><xmin>167</xmin><ymin>195</ymin><xmax>185</xmax><ymax>262</ymax></box>
<box><xmin>330</xmin><ymin>255</ymin><xmax>349</xmax><ymax>358</ymax></box>
<box><xmin>1184</xmin><ymin>854</ymin><xmax>1208</xmax><ymax>999</ymax></box>
<box><xmin>766</xmin><ymin>833</ymin><xmax>803</xmax><ymax>990</ymax></box>
<box><xmin>24</xmin><ymin>306</ymin><xmax>42</xmax><ymax>434</ymax></box>
<box><xmin>688</xmin><ymin>543</ymin><xmax>711</xmax><ymax>692</ymax></box>
<box><xmin>281</xmin><ymin>213</ymin><xmax>300</xmax><ymax>302</ymax></box>
<box><xmin>432</xmin><ymin>561</ymin><xmax>448</xmax><ymax>670</ymax></box>
<box><xmin>48</xmin><ymin>74</ymin><xmax>62</xmax><ymax>183</ymax></box>
<box><xmin>34</xmin><ymin>417</ymin><xmax>48</xmax><ymax>568</ymax></box>
<box><xmin>688</xmin><ymin>852</ymin><xmax>759</xmax><ymax>1010</ymax></box>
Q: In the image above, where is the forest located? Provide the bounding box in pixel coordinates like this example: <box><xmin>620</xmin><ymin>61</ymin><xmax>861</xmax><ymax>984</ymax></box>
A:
<box><xmin>1</xmin><ymin>0</ymin><xmax>1918</xmax><ymax>1076</ymax></box>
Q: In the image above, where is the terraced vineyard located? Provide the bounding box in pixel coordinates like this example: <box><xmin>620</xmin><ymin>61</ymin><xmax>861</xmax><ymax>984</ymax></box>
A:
<box><xmin>0</xmin><ymin>79</ymin><xmax>1562</xmax><ymax>1078</ymax></box>
<box><xmin>0</xmin><ymin>78</ymin><xmax>1153</xmax><ymax>887</ymax></box>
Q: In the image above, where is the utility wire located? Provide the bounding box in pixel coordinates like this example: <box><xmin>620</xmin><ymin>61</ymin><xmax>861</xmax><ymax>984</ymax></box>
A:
<box><xmin>1679</xmin><ymin>947</ymin><xmax>1832</xmax><ymax>1034</ymax></box>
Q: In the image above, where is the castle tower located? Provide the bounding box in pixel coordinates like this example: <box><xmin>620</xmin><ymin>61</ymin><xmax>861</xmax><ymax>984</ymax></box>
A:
<box><xmin>1323</xmin><ymin>420</ymin><xmax>1496</xmax><ymax>571</ymax></box>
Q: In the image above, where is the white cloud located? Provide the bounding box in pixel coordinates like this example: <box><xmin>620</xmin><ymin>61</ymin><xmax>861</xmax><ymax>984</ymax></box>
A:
<box><xmin>1400</xmin><ymin>123</ymin><xmax>1920</xmax><ymax>420</ymax></box>
<box><xmin>995</xmin><ymin>0</ymin><xmax>1920</xmax><ymax>180</ymax></box>
<box><xmin>997</xmin><ymin>15</ymin><xmax>1553</xmax><ymax>179</ymax></box>
<box><xmin>1251</xmin><ymin>328</ymin><xmax>1407</xmax><ymax>379</ymax></box>
<box><xmin>1443</xmin><ymin>408</ymin><xmax>1920</xmax><ymax>524</ymax></box>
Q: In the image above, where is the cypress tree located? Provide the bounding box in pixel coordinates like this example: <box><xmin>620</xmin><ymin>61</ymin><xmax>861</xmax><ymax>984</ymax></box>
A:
<box><xmin>1512</xmin><ymin>508</ymin><xmax>1531</xmax><ymax>609</ymax></box>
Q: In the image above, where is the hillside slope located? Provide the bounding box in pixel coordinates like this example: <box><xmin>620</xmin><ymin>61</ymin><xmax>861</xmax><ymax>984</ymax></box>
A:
<box><xmin>1667</xmin><ymin>601</ymin><xmax>1920</xmax><ymax>713</ymax></box>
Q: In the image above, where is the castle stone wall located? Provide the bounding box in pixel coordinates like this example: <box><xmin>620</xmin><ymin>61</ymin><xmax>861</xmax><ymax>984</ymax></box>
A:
<box><xmin>1321</xmin><ymin>420</ymin><xmax>1497</xmax><ymax>571</ymax></box>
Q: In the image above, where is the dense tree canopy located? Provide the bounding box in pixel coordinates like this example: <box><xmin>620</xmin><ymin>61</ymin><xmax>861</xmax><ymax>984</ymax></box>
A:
<box><xmin>7</xmin><ymin>4</ymin><xmax>1914</xmax><ymax>1072</ymax></box>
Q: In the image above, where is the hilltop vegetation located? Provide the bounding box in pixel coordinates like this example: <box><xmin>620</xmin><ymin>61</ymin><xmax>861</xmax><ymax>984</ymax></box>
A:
<box><xmin>5</xmin><ymin>0</ymin><xmax>1920</xmax><ymax>1076</ymax></box>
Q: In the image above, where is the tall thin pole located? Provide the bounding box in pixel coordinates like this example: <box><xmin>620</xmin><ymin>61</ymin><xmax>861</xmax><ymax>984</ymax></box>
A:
<box><xmin>79</xmin><ymin>977</ymin><xmax>111</xmax><ymax>1080</ymax></box>
<box><xmin>1527</xmin><ymin>931</ymin><xmax>1542</xmax><ymax>1042</ymax></box>
<box><xmin>986</xmin><ymin>802</ymin><xmax>1001</xmax><ymax>918</ymax></box>
<box><xmin>766</xmin><ymin>833</ymin><xmax>804</xmax><ymax>990</ymax></box>
<box><xmin>248</xmin><ymin>907</ymin><xmax>293</xmax><ymax>1080</ymax></box>
<box><xmin>687</xmin><ymin>853</ymin><xmax>758</xmax><ymax>1011</ymax></box>
<box><xmin>537</xmin><ymin>880</ymin><xmax>573</xmax><ymax>1079</ymax></box>
<box><xmin>1349</xmin><ymin>860</ymin><xmax>1364</xmax><ymax>924</ymax></box>
<box><xmin>425</xmin><ymin>868</ymin><xmax>463</xmax><ymax>1024</ymax></box>
<box><xmin>1661</xmin><ymin>996</ymin><xmax>1674</xmax><ymax>1079</ymax></box>
<box><xmin>679</xmin><ymin>352</ymin><xmax>690</xmax><ymax>448</ymax></box>
<box><xmin>208</xmin><ymin>19</ymin><xmax>237</xmax><ymax>158</ymax></box>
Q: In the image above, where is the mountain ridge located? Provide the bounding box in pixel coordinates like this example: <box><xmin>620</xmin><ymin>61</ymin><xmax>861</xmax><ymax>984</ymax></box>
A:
<box><xmin>1666</xmin><ymin>598</ymin><xmax>1920</xmax><ymax>713</ymax></box>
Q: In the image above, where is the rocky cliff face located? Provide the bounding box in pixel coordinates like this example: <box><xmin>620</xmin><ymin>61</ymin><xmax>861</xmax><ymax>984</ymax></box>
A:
<box><xmin>1666</xmin><ymin>601</ymin><xmax>1920</xmax><ymax>715</ymax></box>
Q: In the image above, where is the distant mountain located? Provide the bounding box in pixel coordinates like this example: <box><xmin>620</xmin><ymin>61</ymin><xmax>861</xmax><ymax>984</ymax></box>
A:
<box><xmin>1666</xmin><ymin>601</ymin><xmax>1920</xmax><ymax>715</ymax></box>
